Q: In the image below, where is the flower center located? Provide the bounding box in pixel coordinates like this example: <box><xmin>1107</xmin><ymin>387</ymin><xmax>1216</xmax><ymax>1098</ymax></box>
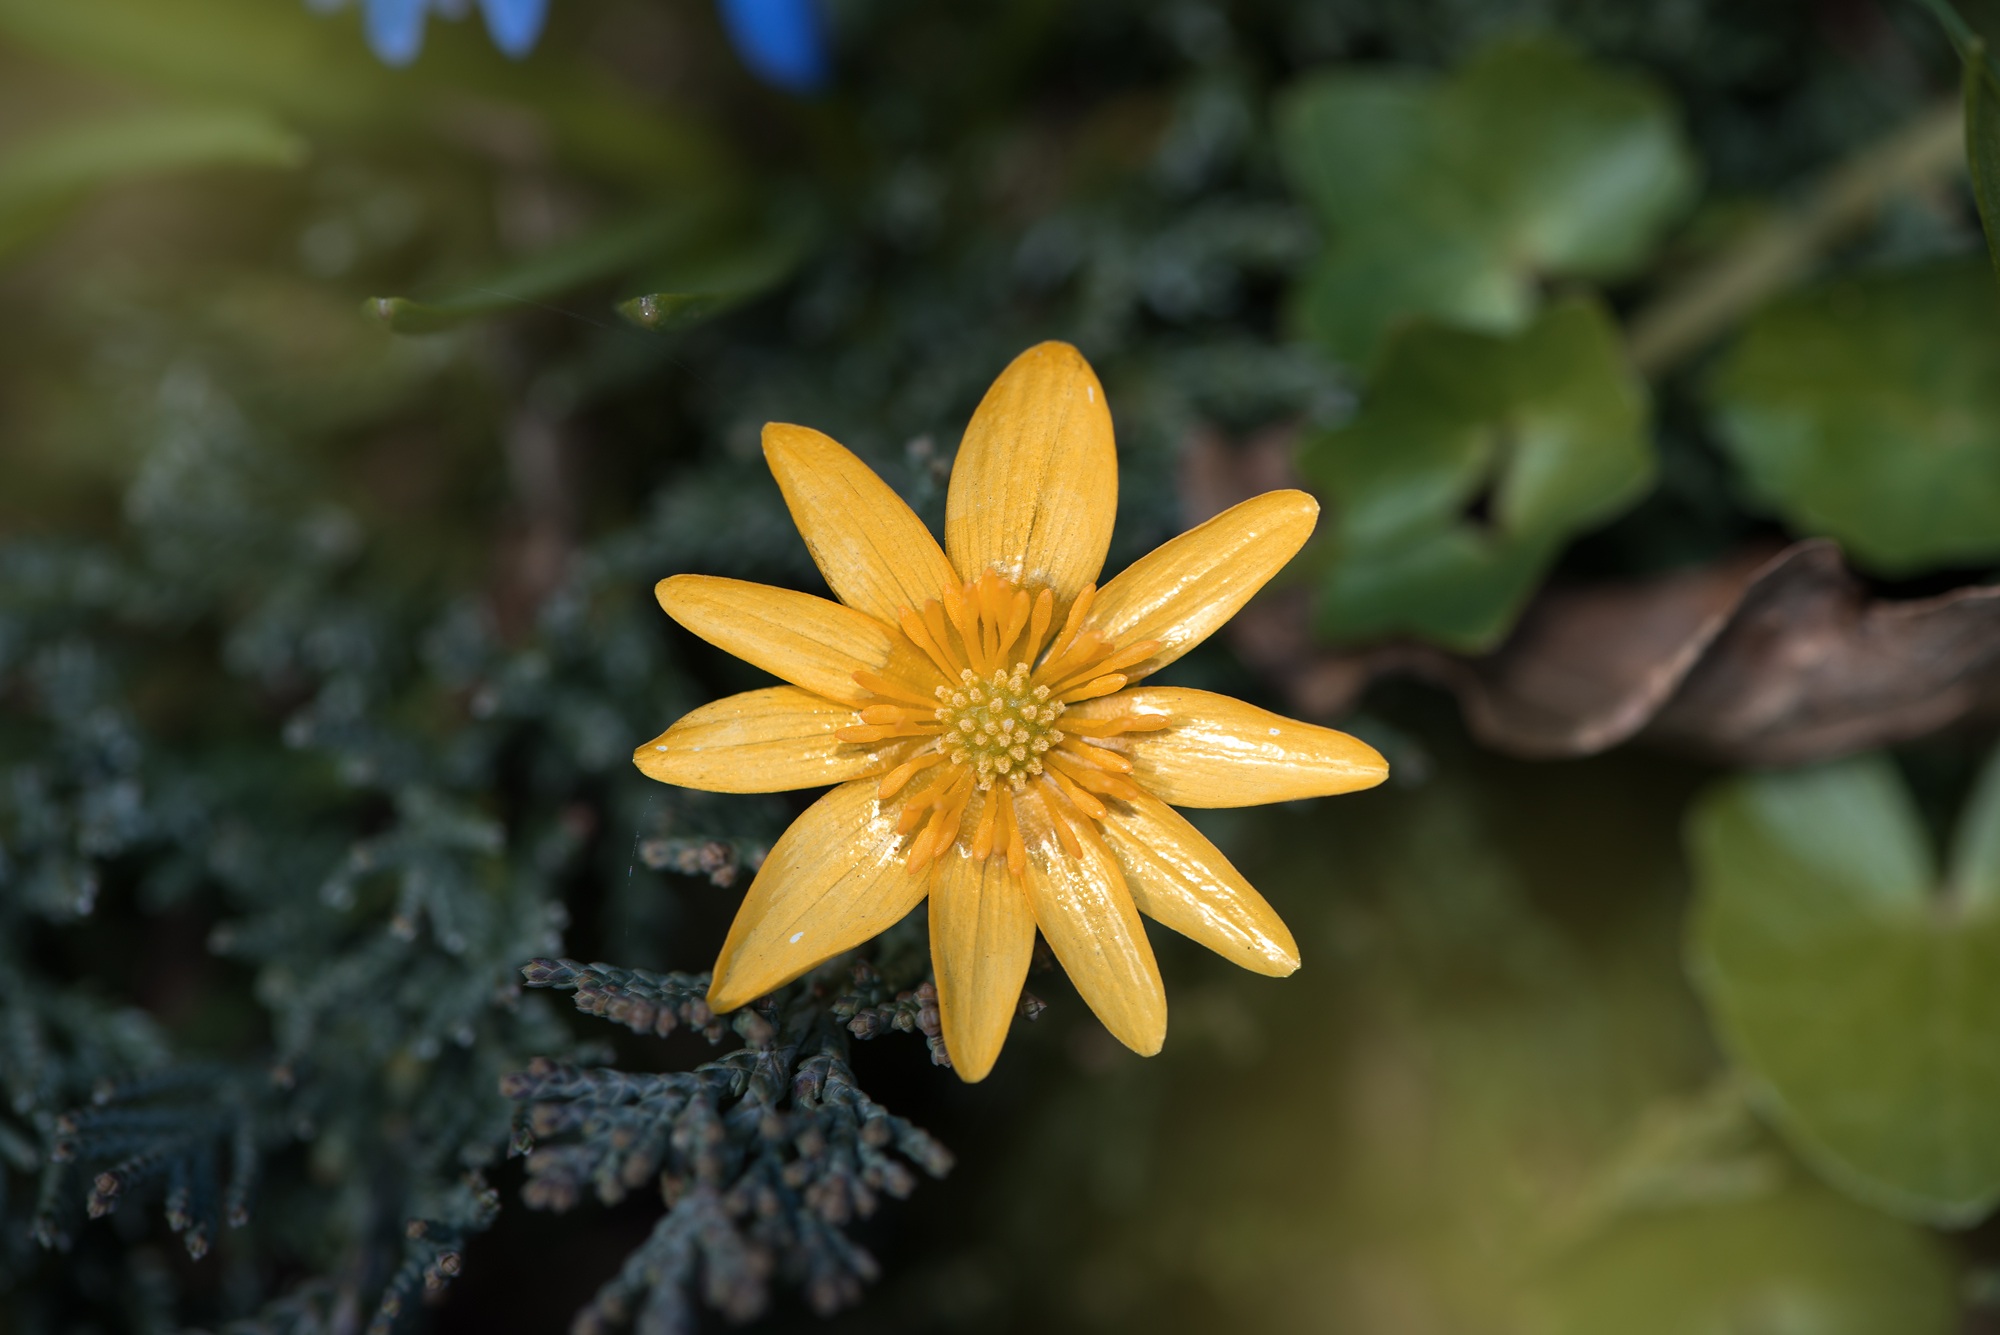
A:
<box><xmin>933</xmin><ymin>666</ymin><xmax>1064</xmax><ymax>791</ymax></box>
<box><xmin>838</xmin><ymin>570</ymin><xmax>1171</xmax><ymax>880</ymax></box>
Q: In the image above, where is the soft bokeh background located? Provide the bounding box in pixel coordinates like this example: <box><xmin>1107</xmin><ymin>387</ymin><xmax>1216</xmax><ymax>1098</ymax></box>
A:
<box><xmin>7</xmin><ymin>1</ymin><xmax>2000</xmax><ymax>1332</ymax></box>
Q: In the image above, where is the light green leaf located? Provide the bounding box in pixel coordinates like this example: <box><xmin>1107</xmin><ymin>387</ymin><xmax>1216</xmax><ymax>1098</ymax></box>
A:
<box><xmin>0</xmin><ymin>0</ymin><xmax>728</xmax><ymax>192</ymax></box>
<box><xmin>1967</xmin><ymin>38</ymin><xmax>2000</xmax><ymax>288</ymax></box>
<box><xmin>1529</xmin><ymin>1186</ymin><xmax>1959</xmax><ymax>1335</ymax></box>
<box><xmin>1689</xmin><ymin>751</ymin><xmax>2000</xmax><ymax>1224</ymax></box>
<box><xmin>0</xmin><ymin>107</ymin><xmax>306</xmax><ymax>257</ymax></box>
<box><xmin>368</xmin><ymin>205</ymin><xmax>718</xmax><ymax>334</ymax></box>
<box><xmin>1277</xmin><ymin>36</ymin><xmax>1697</xmax><ymax>364</ymax></box>
<box><xmin>1707</xmin><ymin>259</ymin><xmax>2000</xmax><ymax>574</ymax></box>
<box><xmin>1301</xmin><ymin>296</ymin><xmax>1653</xmax><ymax>651</ymax></box>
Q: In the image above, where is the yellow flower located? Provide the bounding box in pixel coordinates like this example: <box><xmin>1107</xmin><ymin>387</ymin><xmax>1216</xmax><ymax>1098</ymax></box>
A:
<box><xmin>634</xmin><ymin>342</ymin><xmax>1387</xmax><ymax>1081</ymax></box>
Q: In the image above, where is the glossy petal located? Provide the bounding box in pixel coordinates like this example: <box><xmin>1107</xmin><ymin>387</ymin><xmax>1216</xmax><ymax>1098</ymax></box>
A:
<box><xmin>656</xmin><ymin>574</ymin><xmax>936</xmax><ymax>707</ymax></box>
<box><xmin>708</xmin><ymin>780</ymin><xmax>931</xmax><ymax>1010</ymax></box>
<box><xmin>945</xmin><ymin>342</ymin><xmax>1117</xmax><ymax>605</ymax></box>
<box><xmin>763</xmin><ymin>423</ymin><xmax>959</xmax><ymax>626</ymax></box>
<box><xmin>633</xmin><ymin>686</ymin><xmax>891</xmax><ymax>793</ymax></box>
<box><xmin>1100</xmin><ymin>792</ymin><xmax>1299</xmax><ymax>976</ymax></box>
<box><xmin>717</xmin><ymin>0</ymin><xmax>831</xmax><ymax>94</ymax></box>
<box><xmin>1020</xmin><ymin>798</ymin><xmax>1165</xmax><ymax>1055</ymax></box>
<box><xmin>1072</xmin><ymin>686</ymin><xmax>1388</xmax><ymax>807</ymax></box>
<box><xmin>477</xmin><ymin>0</ymin><xmax>549</xmax><ymax>57</ymax></box>
<box><xmin>929</xmin><ymin>825</ymin><xmax>1037</xmax><ymax>1082</ymax></box>
<box><xmin>1087</xmin><ymin>490</ymin><xmax>1318</xmax><ymax>678</ymax></box>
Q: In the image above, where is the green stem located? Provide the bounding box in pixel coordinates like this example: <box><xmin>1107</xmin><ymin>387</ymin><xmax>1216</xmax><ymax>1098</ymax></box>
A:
<box><xmin>1624</xmin><ymin>98</ymin><xmax>1965</xmax><ymax>378</ymax></box>
<box><xmin>1916</xmin><ymin>0</ymin><xmax>2000</xmax><ymax>83</ymax></box>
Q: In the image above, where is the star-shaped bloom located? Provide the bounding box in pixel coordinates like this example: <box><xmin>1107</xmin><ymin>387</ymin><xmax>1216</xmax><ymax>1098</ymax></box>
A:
<box><xmin>636</xmin><ymin>343</ymin><xmax>1387</xmax><ymax>1081</ymax></box>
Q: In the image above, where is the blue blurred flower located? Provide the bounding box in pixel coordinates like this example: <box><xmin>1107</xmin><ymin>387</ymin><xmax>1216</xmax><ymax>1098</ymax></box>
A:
<box><xmin>716</xmin><ymin>0</ymin><xmax>830</xmax><ymax>94</ymax></box>
<box><xmin>308</xmin><ymin>0</ymin><xmax>830</xmax><ymax>93</ymax></box>
<box><xmin>305</xmin><ymin>0</ymin><xmax>548</xmax><ymax>67</ymax></box>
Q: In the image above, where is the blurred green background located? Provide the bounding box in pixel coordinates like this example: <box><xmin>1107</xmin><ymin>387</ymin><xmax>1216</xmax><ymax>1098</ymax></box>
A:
<box><xmin>8</xmin><ymin>1</ymin><xmax>2000</xmax><ymax>1332</ymax></box>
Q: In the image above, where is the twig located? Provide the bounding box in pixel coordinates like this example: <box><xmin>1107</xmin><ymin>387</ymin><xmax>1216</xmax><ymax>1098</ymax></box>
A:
<box><xmin>1625</xmin><ymin>98</ymin><xmax>1965</xmax><ymax>378</ymax></box>
<box><xmin>1915</xmin><ymin>0</ymin><xmax>2000</xmax><ymax>81</ymax></box>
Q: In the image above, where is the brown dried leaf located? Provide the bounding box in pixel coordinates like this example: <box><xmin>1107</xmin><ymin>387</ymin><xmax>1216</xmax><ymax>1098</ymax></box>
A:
<box><xmin>1182</xmin><ymin>430</ymin><xmax>2000</xmax><ymax>766</ymax></box>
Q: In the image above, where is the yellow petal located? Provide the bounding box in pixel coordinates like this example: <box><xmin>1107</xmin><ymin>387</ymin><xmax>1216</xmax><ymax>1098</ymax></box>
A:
<box><xmin>763</xmin><ymin>422</ymin><xmax>959</xmax><ymax>625</ymax></box>
<box><xmin>633</xmin><ymin>687</ymin><xmax>894</xmax><ymax>793</ymax></box>
<box><xmin>929</xmin><ymin>824</ymin><xmax>1037</xmax><ymax>1082</ymax></box>
<box><xmin>945</xmin><ymin>342</ymin><xmax>1117</xmax><ymax>603</ymax></box>
<box><xmin>708</xmin><ymin>779</ymin><xmax>931</xmax><ymax>1011</ymax></box>
<box><xmin>1087</xmin><ymin>490</ymin><xmax>1318</xmax><ymax>678</ymax></box>
<box><xmin>1019</xmin><ymin>796</ymin><xmax>1165</xmax><ymax>1056</ymax></box>
<box><xmin>1071</xmin><ymin>686</ymin><xmax>1388</xmax><ymax>807</ymax></box>
<box><xmin>1099</xmin><ymin>792</ymin><xmax>1299</xmax><ymax>977</ymax></box>
<box><xmin>656</xmin><ymin>574</ymin><xmax>936</xmax><ymax>707</ymax></box>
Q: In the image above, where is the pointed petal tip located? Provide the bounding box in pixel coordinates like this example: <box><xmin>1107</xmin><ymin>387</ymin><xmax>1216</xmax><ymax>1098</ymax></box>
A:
<box><xmin>632</xmin><ymin>732</ymin><xmax>678</xmax><ymax>783</ymax></box>
<box><xmin>1268</xmin><ymin>487</ymin><xmax>1320</xmax><ymax>523</ymax></box>
<box><xmin>759</xmin><ymin>419</ymin><xmax>816</xmax><ymax>460</ymax></box>
<box><xmin>1350</xmin><ymin>738</ymin><xmax>1392</xmax><ymax>788</ymax></box>
<box><xmin>948</xmin><ymin>1048</ymin><xmax>998</xmax><ymax>1083</ymax></box>
<box><xmin>706</xmin><ymin>978</ymin><xmax>752</xmax><ymax>1013</ymax></box>
<box><xmin>1019</xmin><ymin>338</ymin><xmax>1087</xmax><ymax>365</ymax></box>
<box><xmin>653</xmin><ymin>573</ymin><xmax>693</xmax><ymax>616</ymax></box>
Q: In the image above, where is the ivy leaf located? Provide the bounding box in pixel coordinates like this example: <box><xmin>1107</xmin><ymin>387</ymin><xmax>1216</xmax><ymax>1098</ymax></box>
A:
<box><xmin>1967</xmin><ymin>38</ymin><xmax>2000</xmax><ymax>288</ymax></box>
<box><xmin>1688</xmin><ymin>750</ymin><xmax>2000</xmax><ymax>1225</ymax></box>
<box><xmin>1531</xmin><ymin>1187</ymin><xmax>1959</xmax><ymax>1335</ymax></box>
<box><xmin>0</xmin><ymin>107</ymin><xmax>306</xmax><ymax>258</ymax></box>
<box><xmin>1277</xmin><ymin>37</ymin><xmax>1696</xmax><ymax>365</ymax></box>
<box><xmin>1707</xmin><ymin>259</ymin><xmax>2000</xmax><ymax>575</ymax></box>
<box><xmin>1300</xmin><ymin>297</ymin><xmax>1652</xmax><ymax>651</ymax></box>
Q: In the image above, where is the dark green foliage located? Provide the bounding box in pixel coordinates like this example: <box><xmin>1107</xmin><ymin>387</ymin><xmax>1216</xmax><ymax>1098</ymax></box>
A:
<box><xmin>5</xmin><ymin>0</ymin><xmax>2000</xmax><ymax>1332</ymax></box>
<box><xmin>510</xmin><ymin>959</ymin><xmax>953</xmax><ymax>1333</ymax></box>
<box><xmin>1972</xmin><ymin>42</ymin><xmax>2000</xmax><ymax>285</ymax></box>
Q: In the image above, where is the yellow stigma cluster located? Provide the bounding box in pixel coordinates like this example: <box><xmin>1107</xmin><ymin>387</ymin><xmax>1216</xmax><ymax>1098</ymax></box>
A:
<box><xmin>934</xmin><ymin>665</ymin><xmax>1064</xmax><ymax>791</ymax></box>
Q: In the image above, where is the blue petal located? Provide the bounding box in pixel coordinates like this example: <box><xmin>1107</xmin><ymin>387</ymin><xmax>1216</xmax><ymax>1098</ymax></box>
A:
<box><xmin>364</xmin><ymin>0</ymin><xmax>430</xmax><ymax>66</ymax></box>
<box><xmin>717</xmin><ymin>0</ymin><xmax>830</xmax><ymax>94</ymax></box>
<box><xmin>477</xmin><ymin>0</ymin><xmax>548</xmax><ymax>58</ymax></box>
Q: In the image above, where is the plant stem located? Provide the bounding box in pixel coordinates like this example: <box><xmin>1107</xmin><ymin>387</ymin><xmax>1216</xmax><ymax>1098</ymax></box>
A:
<box><xmin>1625</xmin><ymin>98</ymin><xmax>1965</xmax><ymax>378</ymax></box>
<box><xmin>1915</xmin><ymin>0</ymin><xmax>2000</xmax><ymax>82</ymax></box>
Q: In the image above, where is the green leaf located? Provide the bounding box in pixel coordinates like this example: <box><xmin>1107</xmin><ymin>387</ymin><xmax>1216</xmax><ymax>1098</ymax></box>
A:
<box><xmin>1530</xmin><ymin>1186</ymin><xmax>1959</xmax><ymax>1335</ymax></box>
<box><xmin>1707</xmin><ymin>259</ymin><xmax>2000</xmax><ymax>575</ymax></box>
<box><xmin>616</xmin><ymin>215</ymin><xmax>816</xmax><ymax>333</ymax></box>
<box><xmin>1277</xmin><ymin>36</ymin><xmax>1696</xmax><ymax>365</ymax></box>
<box><xmin>0</xmin><ymin>0</ymin><xmax>729</xmax><ymax>192</ymax></box>
<box><xmin>368</xmin><ymin>205</ymin><xmax>719</xmax><ymax>334</ymax></box>
<box><xmin>1688</xmin><ymin>750</ymin><xmax>2000</xmax><ymax>1224</ymax></box>
<box><xmin>0</xmin><ymin>107</ymin><xmax>306</xmax><ymax>257</ymax></box>
<box><xmin>1967</xmin><ymin>38</ymin><xmax>2000</xmax><ymax>289</ymax></box>
<box><xmin>1300</xmin><ymin>297</ymin><xmax>1653</xmax><ymax>651</ymax></box>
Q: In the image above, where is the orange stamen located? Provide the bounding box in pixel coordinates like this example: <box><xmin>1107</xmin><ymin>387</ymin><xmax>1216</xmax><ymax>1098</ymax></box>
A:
<box><xmin>1044</xmin><ymin>766</ymin><xmax>1108</xmax><ymax>820</ymax></box>
<box><xmin>971</xmin><ymin>788</ymin><xmax>1000</xmax><ymax>859</ymax></box>
<box><xmin>878</xmin><ymin>749</ymin><xmax>944</xmax><ymax>799</ymax></box>
<box><xmin>898</xmin><ymin>608</ymin><xmax>961</xmax><ymax>681</ymax></box>
<box><xmin>852</xmin><ymin>669</ymin><xmax>938</xmax><ymax>709</ymax></box>
<box><xmin>1057</xmin><ymin>673</ymin><xmax>1127</xmax><ymax>703</ymax></box>
<box><xmin>1026</xmin><ymin>588</ymin><xmax>1055</xmax><ymax>662</ymax></box>
<box><xmin>1037</xmin><ymin>782</ymin><xmax>1086</xmax><ymax>858</ymax></box>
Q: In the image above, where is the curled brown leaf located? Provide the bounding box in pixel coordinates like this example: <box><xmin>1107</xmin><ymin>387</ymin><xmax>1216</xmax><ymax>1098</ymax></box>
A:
<box><xmin>1184</xmin><ymin>429</ymin><xmax>2000</xmax><ymax>766</ymax></box>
